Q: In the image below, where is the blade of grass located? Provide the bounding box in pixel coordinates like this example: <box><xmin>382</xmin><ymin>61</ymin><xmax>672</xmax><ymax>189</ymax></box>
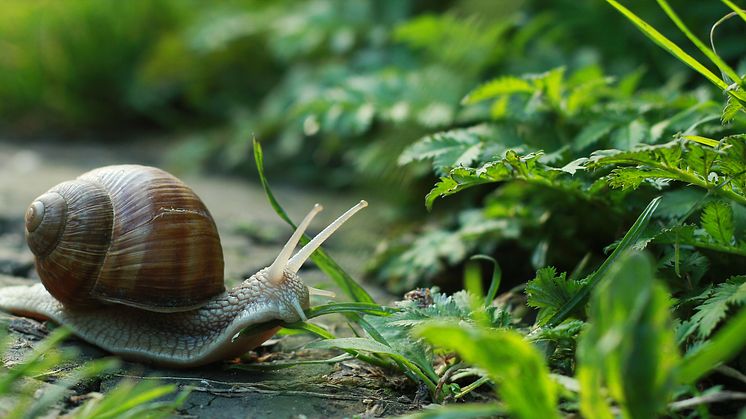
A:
<box><xmin>683</xmin><ymin>135</ymin><xmax>720</xmax><ymax>147</ymax></box>
<box><xmin>26</xmin><ymin>358</ymin><xmax>120</xmax><ymax>418</ymax></box>
<box><xmin>545</xmin><ymin>196</ymin><xmax>661</xmax><ymax>327</ymax></box>
<box><xmin>470</xmin><ymin>255</ymin><xmax>502</xmax><ymax>305</ymax></box>
<box><xmin>253</xmin><ymin>138</ymin><xmax>374</xmax><ymax>303</ymax></box>
<box><xmin>605</xmin><ymin>0</ymin><xmax>729</xmax><ymax>90</ymax></box>
<box><xmin>283</xmin><ymin>321</ymin><xmax>335</xmax><ymax>339</ymax></box>
<box><xmin>282</xmin><ymin>321</ymin><xmax>402</xmax><ymax>374</ymax></box>
<box><xmin>657</xmin><ymin>0</ymin><xmax>743</xmax><ymax>88</ymax></box>
<box><xmin>305</xmin><ymin>302</ymin><xmax>397</xmax><ymax>318</ymax></box>
<box><xmin>0</xmin><ymin>328</ymin><xmax>71</xmax><ymax>394</ymax></box>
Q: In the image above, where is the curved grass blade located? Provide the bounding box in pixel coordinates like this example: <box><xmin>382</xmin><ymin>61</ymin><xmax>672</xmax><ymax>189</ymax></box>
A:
<box><xmin>545</xmin><ymin>196</ymin><xmax>661</xmax><ymax>327</ymax></box>
<box><xmin>253</xmin><ymin>138</ymin><xmax>374</xmax><ymax>303</ymax></box>
<box><xmin>605</xmin><ymin>0</ymin><xmax>729</xmax><ymax>90</ymax></box>
<box><xmin>470</xmin><ymin>255</ymin><xmax>502</xmax><ymax>305</ymax></box>
<box><xmin>657</xmin><ymin>0</ymin><xmax>743</xmax><ymax>88</ymax></box>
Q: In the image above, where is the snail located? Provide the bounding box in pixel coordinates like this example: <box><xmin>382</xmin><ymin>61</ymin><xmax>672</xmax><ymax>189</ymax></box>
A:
<box><xmin>0</xmin><ymin>165</ymin><xmax>367</xmax><ymax>368</ymax></box>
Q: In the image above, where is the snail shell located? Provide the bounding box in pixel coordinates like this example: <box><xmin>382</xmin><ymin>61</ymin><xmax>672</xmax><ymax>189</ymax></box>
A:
<box><xmin>24</xmin><ymin>165</ymin><xmax>225</xmax><ymax>312</ymax></box>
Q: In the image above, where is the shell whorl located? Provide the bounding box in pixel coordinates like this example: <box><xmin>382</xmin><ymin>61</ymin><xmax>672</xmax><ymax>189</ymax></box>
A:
<box><xmin>26</xmin><ymin>180</ymin><xmax>115</xmax><ymax>306</ymax></box>
<box><xmin>25</xmin><ymin>165</ymin><xmax>225</xmax><ymax>312</ymax></box>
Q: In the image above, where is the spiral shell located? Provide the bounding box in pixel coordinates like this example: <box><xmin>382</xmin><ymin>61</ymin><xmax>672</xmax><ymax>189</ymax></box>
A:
<box><xmin>24</xmin><ymin>165</ymin><xmax>225</xmax><ymax>312</ymax></box>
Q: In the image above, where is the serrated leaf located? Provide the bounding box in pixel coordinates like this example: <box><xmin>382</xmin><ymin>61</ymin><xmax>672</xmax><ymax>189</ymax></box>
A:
<box><xmin>399</xmin><ymin>125</ymin><xmax>488</xmax><ymax>171</ymax></box>
<box><xmin>526</xmin><ymin>267</ymin><xmax>585</xmax><ymax>325</ymax></box>
<box><xmin>701</xmin><ymin>201</ymin><xmax>734</xmax><ymax>244</ymax></box>
<box><xmin>689</xmin><ymin>276</ymin><xmax>746</xmax><ymax>338</ymax></box>
<box><xmin>722</xmin><ymin>95</ymin><xmax>744</xmax><ymax>123</ymax></box>
<box><xmin>424</xmin><ymin>151</ymin><xmax>585</xmax><ymax>209</ymax></box>
<box><xmin>462</xmin><ymin>76</ymin><xmax>535</xmax><ymax>104</ymax></box>
<box><xmin>560</xmin><ymin>157</ymin><xmax>587</xmax><ymax>174</ymax></box>
<box><xmin>606</xmin><ymin>167</ymin><xmax>673</xmax><ymax>191</ymax></box>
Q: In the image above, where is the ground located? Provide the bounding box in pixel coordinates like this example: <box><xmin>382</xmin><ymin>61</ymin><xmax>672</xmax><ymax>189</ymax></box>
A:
<box><xmin>0</xmin><ymin>140</ymin><xmax>418</xmax><ymax>418</ymax></box>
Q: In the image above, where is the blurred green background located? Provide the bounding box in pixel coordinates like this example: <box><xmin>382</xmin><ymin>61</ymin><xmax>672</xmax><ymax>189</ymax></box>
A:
<box><xmin>2</xmin><ymin>0</ymin><xmax>744</xmax><ymax>292</ymax></box>
<box><xmin>1</xmin><ymin>0</ymin><xmax>738</xmax><ymax>169</ymax></box>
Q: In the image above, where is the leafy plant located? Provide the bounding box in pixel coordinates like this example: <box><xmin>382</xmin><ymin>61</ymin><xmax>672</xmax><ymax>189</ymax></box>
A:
<box><xmin>0</xmin><ymin>328</ymin><xmax>187</xmax><ymax>418</ymax></box>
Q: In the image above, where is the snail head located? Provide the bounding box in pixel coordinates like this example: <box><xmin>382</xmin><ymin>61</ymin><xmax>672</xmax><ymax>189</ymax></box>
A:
<box><xmin>248</xmin><ymin>200</ymin><xmax>367</xmax><ymax>322</ymax></box>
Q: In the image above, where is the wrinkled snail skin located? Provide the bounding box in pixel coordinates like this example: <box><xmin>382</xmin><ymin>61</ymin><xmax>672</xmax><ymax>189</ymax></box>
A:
<box><xmin>0</xmin><ymin>164</ymin><xmax>368</xmax><ymax>368</ymax></box>
<box><xmin>0</xmin><ymin>268</ymin><xmax>309</xmax><ymax>368</ymax></box>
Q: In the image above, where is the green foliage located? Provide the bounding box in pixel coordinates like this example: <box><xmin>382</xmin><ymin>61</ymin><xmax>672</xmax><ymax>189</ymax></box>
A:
<box><xmin>688</xmin><ymin>276</ymin><xmax>746</xmax><ymax>339</ymax></box>
<box><xmin>701</xmin><ymin>201</ymin><xmax>735</xmax><ymax>244</ymax></box>
<box><xmin>577</xmin><ymin>252</ymin><xmax>679</xmax><ymax>419</ymax></box>
<box><xmin>586</xmin><ymin>136</ymin><xmax>746</xmax><ymax>205</ymax></box>
<box><xmin>526</xmin><ymin>267</ymin><xmax>585</xmax><ymax>325</ymax></box>
<box><xmin>253</xmin><ymin>139</ymin><xmax>374</xmax><ymax>303</ymax></box>
<box><xmin>417</xmin><ymin>324</ymin><xmax>559</xmax><ymax>419</ymax></box>
<box><xmin>679</xmin><ymin>305</ymin><xmax>746</xmax><ymax>384</ymax></box>
<box><xmin>0</xmin><ymin>328</ymin><xmax>185</xmax><ymax>417</ymax></box>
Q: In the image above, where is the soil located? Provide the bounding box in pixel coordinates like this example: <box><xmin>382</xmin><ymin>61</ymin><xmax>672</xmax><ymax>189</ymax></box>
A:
<box><xmin>0</xmin><ymin>140</ymin><xmax>418</xmax><ymax>418</ymax></box>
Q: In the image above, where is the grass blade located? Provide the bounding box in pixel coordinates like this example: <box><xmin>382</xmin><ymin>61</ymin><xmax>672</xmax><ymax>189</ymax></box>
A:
<box><xmin>545</xmin><ymin>196</ymin><xmax>661</xmax><ymax>327</ymax></box>
<box><xmin>657</xmin><ymin>0</ymin><xmax>743</xmax><ymax>88</ymax></box>
<box><xmin>470</xmin><ymin>255</ymin><xmax>502</xmax><ymax>305</ymax></box>
<box><xmin>605</xmin><ymin>0</ymin><xmax>728</xmax><ymax>90</ymax></box>
<box><xmin>252</xmin><ymin>138</ymin><xmax>374</xmax><ymax>303</ymax></box>
<box><xmin>305</xmin><ymin>302</ymin><xmax>397</xmax><ymax>318</ymax></box>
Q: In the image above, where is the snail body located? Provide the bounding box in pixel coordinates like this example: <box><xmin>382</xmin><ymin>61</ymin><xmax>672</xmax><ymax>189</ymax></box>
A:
<box><xmin>0</xmin><ymin>165</ymin><xmax>367</xmax><ymax>368</ymax></box>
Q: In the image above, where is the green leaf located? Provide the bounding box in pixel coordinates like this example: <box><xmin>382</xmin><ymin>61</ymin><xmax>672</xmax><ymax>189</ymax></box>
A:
<box><xmin>526</xmin><ymin>267</ymin><xmax>585</xmax><ymax>325</ymax></box>
<box><xmin>399</xmin><ymin>125</ymin><xmax>489</xmax><ymax>171</ymax></box>
<box><xmin>424</xmin><ymin>151</ymin><xmax>587</xmax><ymax>210</ymax></box>
<box><xmin>701</xmin><ymin>201</ymin><xmax>735</xmax><ymax>244</ymax></box>
<box><xmin>683</xmin><ymin>135</ymin><xmax>720</xmax><ymax>148</ymax></box>
<box><xmin>416</xmin><ymin>323</ymin><xmax>559</xmax><ymax>419</ymax></box>
<box><xmin>470</xmin><ymin>255</ymin><xmax>502</xmax><ymax>304</ymax></box>
<box><xmin>689</xmin><ymin>276</ymin><xmax>746</xmax><ymax>338</ymax></box>
<box><xmin>253</xmin><ymin>139</ymin><xmax>374</xmax><ymax>303</ymax></box>
<box><xmin>573</xmin><ymin>119</ymin><xmax>616</xmax><ymax>151</ymax></box>
<box><xmin>462</xmin><ymin>76</ymin><xmax>534</xmax><ymax>104</ymax></box>
<box><xmin>588</xmin><ymin>138</ymin><xmax>746</xmax><ymax>205</ymax></box>
<box><xmin>576</xmin><ymin>252</ymin><xmax>679</xmax><ymax>419</ymax></box>
<box><xmin>307</xmin><ymin>336</ymin><xmax>438</xmax><ymax>394</ymax></box>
